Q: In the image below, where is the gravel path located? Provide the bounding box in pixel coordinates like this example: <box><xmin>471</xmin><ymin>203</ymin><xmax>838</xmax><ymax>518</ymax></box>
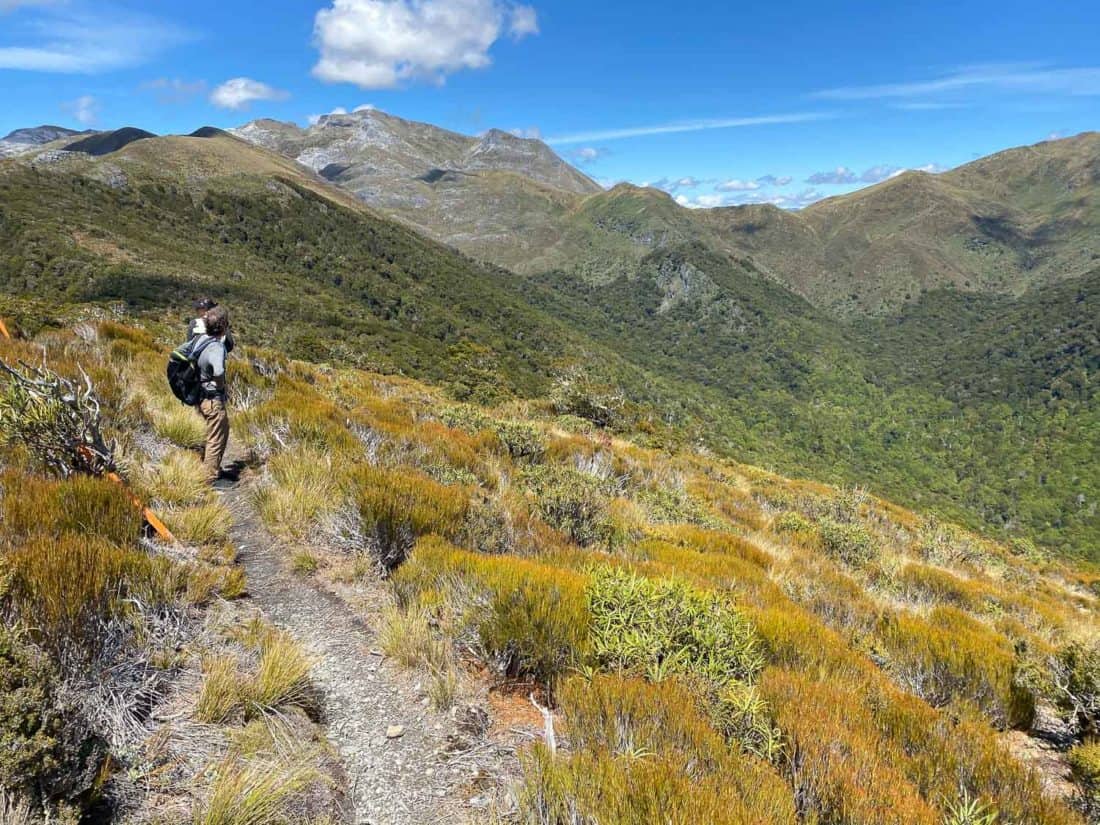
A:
<box><xmin>221</xmin><ymin>473</ymin><xmax>479</xmax><ymax>825</ymax></box>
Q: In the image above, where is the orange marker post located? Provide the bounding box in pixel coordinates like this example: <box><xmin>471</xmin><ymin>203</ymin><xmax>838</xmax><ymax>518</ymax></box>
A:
<box><xmin>0</xmin><ymin>318</ymin><xmax>11</xmax><ymax>339</ymax></box>
<box><xmin>107</xmin><ymin>471</ymin><xmax>176</xmax><ymax>543</ymax></box>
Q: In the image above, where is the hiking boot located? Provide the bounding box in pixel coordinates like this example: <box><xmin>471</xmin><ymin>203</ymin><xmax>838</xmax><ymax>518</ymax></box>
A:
<box><xmin>216</xmin><ymin>466</ymin><xmax>240</xmax><ymax>482</ymax></box>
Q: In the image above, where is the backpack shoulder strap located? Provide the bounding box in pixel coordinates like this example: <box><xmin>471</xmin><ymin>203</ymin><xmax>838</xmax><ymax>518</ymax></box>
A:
<box><xmin>189</xmin><ymin>337</ymin><xmax>217</xmax><ymax>364</ymax></box>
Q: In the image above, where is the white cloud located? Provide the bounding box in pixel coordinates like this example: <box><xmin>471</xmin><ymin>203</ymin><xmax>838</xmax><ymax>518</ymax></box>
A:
<box><xmin>353</xmin><ymin>103</ymin><xmax>375</xmax><ymax>111</ymax></box>
<box><xmin>806</xmin><ymin>166</ymin><xmax>858</xmax><ymax>185</ymax></box>
<box><xmin>312</xmin><ymin>0</ymin><xmax>539</xmax><ymax>89</ymax></box>
<box><xmin>859</xmin><ymin>165</ymin><xmax>900</xmax><ymax>183</ymax></box>
<box><xmin>716</xmin><ymin>178</ymin><xmax>760</xmax><ymax>192</ymax></box>
<box><xmin>62</xmin><ymin>94</ymin><xmax>99</xmax><ymax>126</ymax></box>
<box><xmin>509</xmin><ymin>126</ymin><xmax>542</xmax><ymax>139</ymax></box>
<box><xmin>649</xmin><ymin>176</ymin><xmax>706</xmax><ymax>193</ymax></box>
<box><xmin>755</xmin><ymin>174</ymin><xmax>792</xmax><ymax>186</ymax></box>
<box><xmin>0</xmin><ymin>6</ymin><xmax>190</xmax><ymax>72</ymax></box>
<box><xmin>815</xmin><ymin>63</ymin><xmax>1100</xmax><ymax>101</ymax></box>
<box><xmin>209</xmin><ymin>77</ymin><xmax>290</xmax><ymax>111</ymax></box>
<box><xmin>509</xmin><ymin>4</ymin><xmax>538</xmax><ymax>37</ymax></box>
<box><xmin>570</xmin><ymin>146</ymin><xmax>608</xmax><ymax>164</ymax></box>
<box><xmin>547</xmin><ymin>112</ymin><xmax>832</xmax><ymax>146</ymax></box>
<box><xmin>142</xmin><ymin>77</ymin><xmax>207</xmax><ymax>104</ymax></box>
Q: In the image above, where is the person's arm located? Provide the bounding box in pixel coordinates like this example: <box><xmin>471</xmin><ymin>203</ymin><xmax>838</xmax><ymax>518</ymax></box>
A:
<box><xmin>210</xmin><ymin>343</ymin><xmax>227</xmax><ymax>392</ymax></box>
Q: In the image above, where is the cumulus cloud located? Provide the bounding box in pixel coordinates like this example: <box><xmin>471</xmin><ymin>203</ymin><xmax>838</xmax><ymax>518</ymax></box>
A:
<box><xmin>858</xmin><ymin>165</ymin><xmax>900</xmax><ymax>183</ymax></box>
<box><xmin>716</xmin><ymin>179</ymin><xmax>760</xmax><ymax>192</ymax></box>
<box><xmin>0</xmin><ymin>6</ymin><xmax>190</xmax><ymax>72</ymax></box>
<box><xmin>755</xmin><ymin>174</ymin><xmax>792</xmax><ymax>186</ymax></box>
<box><xmin>806</xmin><ymin>166</ymin><xmax>858</xmax><ymax>185</ymax></box>
<box><xmin>649</xmin><ymin>176</ymin><xmax>706</xmax><ymax>193</ymax></box>
<box><xmin>62</xmin><ymin>94</ymin><xmax>99</xmax><ymax>126</ymax></box>
<box><xmin>569</xmin><ymin>146</ymin><xmax>607</xmax><ymax>164</ymax></box>
<box><xmin>807</xmin><ymin>162</ymin><xmax>948</xmax><ymax>186</ymax></box>
<box><xmin>141</xmin><ymin>77</ymin><xmax>207</xmax><ymax>104</ymax></box>
<box><xmin>311</xmin><ymin>0</ymin><xmax>539</xmax><ymax>89</ymax></box>
<box><xmin>209</xmin><ymin>77</ymin><xmax>290</xmax><ymax>110</ymax></box>
<box><xmin>307</xmin><ymin>103</ymin><xmax>375</xmax><ymax>125</ymax></box>
<box><xmin>509</xmin><ymin>126</ymin><xmax>542</xmax><ymax>138</ymax></box>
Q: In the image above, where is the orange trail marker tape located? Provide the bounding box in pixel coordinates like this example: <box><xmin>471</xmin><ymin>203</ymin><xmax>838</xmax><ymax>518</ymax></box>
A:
<box><xmin>107</xmin><ymin>471</ymin><xmax>176</xmax><ymax>543</ymax></box>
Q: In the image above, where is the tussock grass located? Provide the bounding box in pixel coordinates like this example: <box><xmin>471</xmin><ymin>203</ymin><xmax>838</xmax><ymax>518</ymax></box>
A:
<box><xmin>1</xmin><ymin>470</ymin><xmax>142</xmax><ymax>544</ymax></box>
<box><xmin>152</xmin><ymin>404</ymin><xmax>207</xmax><ymax>449</ymax></box>
<box><xmin>248</xmin><ymin>632</ymin><xmax>314</xmax><ymax>716</ymax></box>
<box><xmin>196</xmin><ymin>656</ymin><xmax>242</xmax><ymax>723</ymax></box>
<box><xmin>168</xmin><ymin>502</ymin><xmax>234</xmax><ymax>546</ymax></box>
<box><xmin>140</xmin><ymin>449</ymin><xmax>210</xmax><ymax>507</ymax></box>
<box><xmin>193</xmin><ymin>752</ymin><xmax>319</xmax><ymax>825</ymax></box>
<box><xmin>253</xmin><ymin>445</ymin><xmax>341</xmax><ymax>539</ymax></box>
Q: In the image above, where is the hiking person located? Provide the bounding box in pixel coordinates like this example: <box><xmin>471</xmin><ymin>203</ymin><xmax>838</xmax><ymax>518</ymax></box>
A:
<box><xmin>188</xmin><ymin>297</ymin><xmax>235</xmax><ymax>352</ymax></box>
<box><xmin>194</xmin><ymin>305</ymin><xmax>234</xmax><ymax>483</ymax></box>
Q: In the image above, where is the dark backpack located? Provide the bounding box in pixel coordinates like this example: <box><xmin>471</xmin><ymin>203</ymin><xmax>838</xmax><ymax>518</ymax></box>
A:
<box><xmin>167</xmin><ymin>336</ymin><xmax>216</xmax><ymax>406</ymax></box>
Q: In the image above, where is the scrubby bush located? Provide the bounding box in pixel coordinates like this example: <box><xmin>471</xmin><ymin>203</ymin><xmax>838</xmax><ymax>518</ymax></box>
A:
<box><xmin>1056</xmin><ymin>640</ymin><xmax>1100</xmax><ymax>733</ymax></box>
<box><xmin>1</xmin><ymin>471</ymin><xmax>141</xmax><ymax>545</ymax></box>
<box><xmin>1068</xmin><ymin>740</ymin><xmax>1100</xmax><ymax>816</ymax></box>
<box><xmin>492</xmin><ymin>419</ymin><xmax>545</xmax><ymax>462</ymax></box>
<box><xmin>354</xmin><ymin>466</ymin><xmax>471</xmax><ymax>572</ymax></box>
<box><xmin>393</xmin><ymin>537</ymin><xmax>588</xmax><ymax>684</ymax></box>
<box><xmin>877</xmin><ymin>607</ymin><xmax>1034</xmax><ymax>729</ymax></box>
<box><xmin>587</xmin><ymin>566</ymin><xmax>763</xmax><ymax>684</ymax></box>
<box><xmin>818</xmin><ymin>516</ymin><xmax>878</xmax><ymax>566</ymax></box>
<box><xmin>772</xmin><ymin>510</ymin><xmax>814</xmax><ymax>535</ymax></box>
<box><xmin>0</xmin><ymin>626</ymin><xmax>106</xmax><ymax>811</ymax></box>
<box><xmin>523</xmin><ymin>464</ymin><xmax>614</xmax><ymax>548</ymax></box>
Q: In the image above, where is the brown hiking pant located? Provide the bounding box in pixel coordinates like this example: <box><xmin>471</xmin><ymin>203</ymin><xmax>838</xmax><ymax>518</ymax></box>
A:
<box><xmin>199</xmin><ymin>397</ymin><xmax>229</xmax><ymax>481</ymax></box>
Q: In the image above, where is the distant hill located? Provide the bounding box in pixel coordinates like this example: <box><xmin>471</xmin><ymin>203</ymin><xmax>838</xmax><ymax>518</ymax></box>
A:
<box><xmin>238</xmin><ymin>111</ymin><xmax>1099</xmax><ymax>318</ymax></box>
<box><xmin>63</xmin><ymin>127</ymin><xmax>157</xmax><ymax>157</ymax></box>
<box><xmin>0</xmin><ymin>124</ymin><xmax>89</xmax><ymax>158</ymax></box>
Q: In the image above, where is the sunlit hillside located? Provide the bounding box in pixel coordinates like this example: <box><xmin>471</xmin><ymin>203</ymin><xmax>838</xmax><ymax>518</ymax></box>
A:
<box><xmin>4</xmin><ymin>320</ymin><xmax>1100</xmax><ymax>823</ymax></box>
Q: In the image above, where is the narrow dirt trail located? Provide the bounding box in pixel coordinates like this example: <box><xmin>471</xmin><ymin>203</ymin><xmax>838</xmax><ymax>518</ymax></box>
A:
<box><xmin>219</xmin><ymin>470</ymin><xmax>479</xmax><ymax>825</ymax></box>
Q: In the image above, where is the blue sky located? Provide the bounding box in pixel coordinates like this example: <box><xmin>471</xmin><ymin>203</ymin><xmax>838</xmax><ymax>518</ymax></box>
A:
<box><xmin>1</xmin><ymin>0</ymin><xmax>1098</xmax><ymax>208</ymax></box>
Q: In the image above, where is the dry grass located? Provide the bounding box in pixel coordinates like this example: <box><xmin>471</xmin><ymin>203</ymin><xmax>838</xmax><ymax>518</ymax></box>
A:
<box><xmin>168</xmin><ymin>502</ymin><xmax>234</xmax><ymax>547</ymax></box>
<box><xmin>193</xmin><ymin>751</ymin><xmax>319</xmax><ymax>825</ymax></box>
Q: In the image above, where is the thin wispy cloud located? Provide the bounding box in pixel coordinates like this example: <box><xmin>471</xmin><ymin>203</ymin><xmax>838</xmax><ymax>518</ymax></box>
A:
<box><xmin>815</xmin><ymin>63</ymin><xmax>1100</xmax><ymax>100</ymax></box>
<box><xmin>890</xmin><ymin>101</ymin><xmax>969</xmax><ymax>111</ymax></box>
<box><xmin>546</xmin><ymin>112</ymin><xmax>833</xmax><ymax>146</ymax></box>
<box><xmin>0</xmin><ymin>4</ymin><xmax>191</xmax><ymax>73</ymax></box>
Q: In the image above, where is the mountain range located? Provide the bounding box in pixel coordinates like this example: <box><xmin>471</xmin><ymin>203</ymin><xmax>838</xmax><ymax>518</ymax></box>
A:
<box><xmin>0</xmin><ymin>114</ymin><xmax>1096</xmax><ymax>557</ymax></box>
<box><xmin>231</xmin><ymin>109</ymin><xmax>1100</xmax><ymax>317</ymax></box>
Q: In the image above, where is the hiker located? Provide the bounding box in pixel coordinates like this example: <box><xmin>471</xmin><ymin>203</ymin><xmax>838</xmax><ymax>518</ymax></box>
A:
<box><xmin>189</xmin><ymin>297</ymin><xmax>235</xmax><ymax>352</ymax></box>
<box><xmin>195</xmin><ymin>305</ymin><xmax>234</xmax><ymax>483</ymax></box>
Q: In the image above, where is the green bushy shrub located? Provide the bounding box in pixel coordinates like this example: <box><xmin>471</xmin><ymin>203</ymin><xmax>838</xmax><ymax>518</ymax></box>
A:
<box><xmin>523</xmin><ymin>465</ymin><xmax>614</xmax><ymax>548</ymax></box>
<box><xmin>587</xmin><ymin>566</ymin><xmax>763</xmax><ymax>684</ymax></box>
<box><xmin>818</xmin><ymin>516</ymin><xmax>878</xmax><ymax>566</ymax></box>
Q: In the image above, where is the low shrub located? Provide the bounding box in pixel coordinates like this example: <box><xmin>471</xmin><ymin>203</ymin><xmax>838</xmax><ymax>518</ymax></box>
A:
<box><xmin>523</xmin><ymin>464</ymin><xmax>614</xmax><ymax>548</ymax></box>
<box><xmin>876</xmin><ymin>607</ymin><xmax>1034</xmax><ymax>729</ymax></box>
<box><xmin>587</xmin><ymin>566</ymin><xmax>763</xmax><ymax>684</ymax></box>
<box><xmin>1</xmin><ymin>471</ymin><xmax>141</xmax><ymax>545</ymax></box>
<box><xmin>354</xmin><ymin>466</ymin><xmax>470</xmax><ymax>572</ymax></box>
<box><xmin>4</xmin><ymin>533</ymin><xmax>179</xmax><ymax>660</ymax></box>
<box><xmin>1056</xmin><ymin>640</ymin><xmax>1100</xmax><ymax>732</ymax></box>
<box><xmin>393</xmin><ymin>537</ymin><xmax>588</xmax><ymax>684</ymax></box>
<box><xmin>0</xmin><ymin>625</ymin><xmax>106</xmax><ymax>809</ymax></box>
<box><xmin>772</xmin><ymin>510</ymin><xmax>814</xmax><ymax>535</ymax></box>
<box><xmin>1069</xmin><ymin>740</ymin><xmax>1100</xmax><ymax>816</ymax></box>
<box><xmin>492</xmin><ymin>419</ymin><xmax>545</xmax><ymax>462</ymax></box>
<box><xmin>139</xmin><ymin>449</ymin><xmax>210</xmax><ymax>507</ymax></box>
<box><xmin>818</xmin><ymin>516</ymin><xmax>878</xmax><ymax>566</ymax></box>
